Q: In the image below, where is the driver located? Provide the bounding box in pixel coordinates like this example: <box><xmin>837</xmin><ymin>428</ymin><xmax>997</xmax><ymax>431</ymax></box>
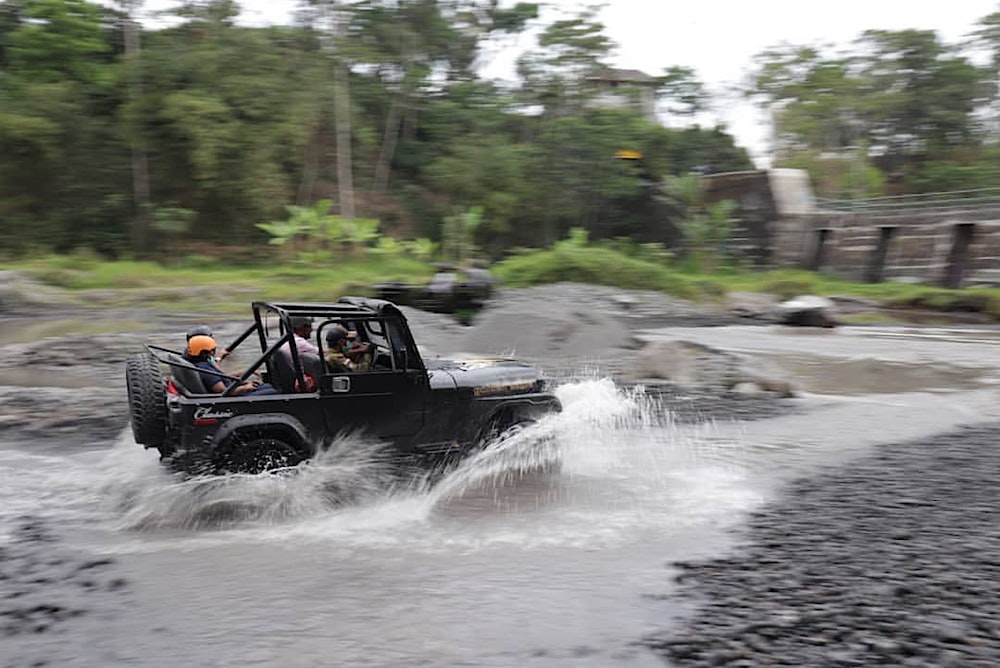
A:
<box><xmin>324</xmin><ymin>325</ymin><xmax>370</xmax><ymax>372</ymax></box>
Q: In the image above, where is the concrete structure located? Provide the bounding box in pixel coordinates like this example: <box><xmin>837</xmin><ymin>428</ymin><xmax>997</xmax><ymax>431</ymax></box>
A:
<box><xmin>585</xmin><ymin>68</ymin><xmax>658</xmax><ymax>123</ymax></box>
<box><xmin>703</xmin><ymin>169</ymin><xmax>1000</xmax><ymax>288</ymax></box>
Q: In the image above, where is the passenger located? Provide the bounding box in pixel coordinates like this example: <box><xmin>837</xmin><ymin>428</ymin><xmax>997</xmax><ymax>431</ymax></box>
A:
<box><xmin>279</xmin><ymin>315</ymin><xmax>318</xmax><ymax>359</ymax></box>
<box><xmin>185</xmin><ymin>335</ymin><xmax>277</xmax><ymax>395</ymax></box>
<box><xmin>324</xmin><ymin>325</ymin><xmax>371</xmax><ymax>372</ymax></box>
<box><xmin>186</xmin><ymin>325</ymin><xmax>229</xmax><ymax>361</ymax></box>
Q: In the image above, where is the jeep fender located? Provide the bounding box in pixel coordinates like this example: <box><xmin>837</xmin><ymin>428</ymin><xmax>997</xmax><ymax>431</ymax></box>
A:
<box><xmin>475</xmin><ymin>396</ymin><xmax>561</xmax><ymax>442</ymax></box>
<box><xmin>212</xmin><ymin>413</ymin><xmax>313</xmax><ymax>456</ymax></box>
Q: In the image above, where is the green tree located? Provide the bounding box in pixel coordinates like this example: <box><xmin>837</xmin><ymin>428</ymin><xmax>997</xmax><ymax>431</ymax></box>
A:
<box><xmin>746</xmin><ymin>25</ymin><xmax>996</xmax><ymax>194</ymax></box>
<box><xmin>516</xmin><ymin>4</ymin><xmax>614</xmax><ymax>116</ymax></box>
<box><xmin>0</xmin><ymin>0</ymin><xmax>129</xmax><ymax>253</ymax></box>
<box><xmin>657</xmin><ymin>65</ymin><xmax>709</xmax><ymax>117</ymax></box>
<box><xmin>666</xmin><ymin>173</ymin><xmax>735</xmax><ymax>271</ymax></box>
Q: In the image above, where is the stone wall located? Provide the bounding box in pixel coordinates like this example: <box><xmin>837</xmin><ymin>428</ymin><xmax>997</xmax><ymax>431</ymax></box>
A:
<box><xmin>703</xmin><ymin>170</ymin><xmax>1000</xmax><ymax>287</ymax></box>
<box><xmin>704</xmin><ymin>170</ymin><xmax>775</xmax><ymax>266</ymax></box>
<box><xmin>773</xmin><ymin>206</ymin><xmax>1000</xmax><ymax>287</ymax></box>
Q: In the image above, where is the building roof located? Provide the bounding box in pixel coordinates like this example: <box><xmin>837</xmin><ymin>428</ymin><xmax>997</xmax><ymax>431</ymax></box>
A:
<box><xmin>585</xmin><ymin>67</ymin><xmax>656</xmax><ymax>84</ymax></box>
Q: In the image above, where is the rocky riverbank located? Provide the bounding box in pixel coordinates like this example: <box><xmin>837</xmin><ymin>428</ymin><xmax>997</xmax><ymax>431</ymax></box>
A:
<box><xmin>1</xmin><ymin>519</ymin><xmax>129</xmax><ymax>640</ymax></box>
<box><xmin>648</xmin><ymin>423</ymin><xmax>1000</xmax><ymax>667</ymax></box>
<box><xmin>0</xmin><ymin>281</ymin><xmax>796</xmax><ymax>445</ymax></box>
<box><xmin>4</xmin><ymin>275</ymin><xmax>999</xmax><ymax>667</ymax></box>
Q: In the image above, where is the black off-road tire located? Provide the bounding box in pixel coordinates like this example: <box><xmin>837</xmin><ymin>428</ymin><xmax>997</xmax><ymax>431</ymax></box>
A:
<box><xmin>477</xmin><ymin>415</ymin><xmax>561</xmax><ymax>474</ymax></box>
<box><xmin>478</xmin><ymin>414</ymin><xmax>531</xmax><ymax>448</ymax></box>
<box><xmin>213</xmin><ymin>436</ymin><xmax>305</xmax><ymax>475</ymax></box>
<box><xmin>125</xmin><ymin>352</ymin><xmax>167</xmax><ymax>448</ymax></box>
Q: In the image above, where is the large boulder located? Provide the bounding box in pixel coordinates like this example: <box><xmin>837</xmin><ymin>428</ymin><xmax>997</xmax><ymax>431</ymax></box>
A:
<box><xmin>726</xmin><ymin>291</ymin><xmax>780</xmax><ymax>321</ymax></box>
<box><xmin>725</xmin><ymin>353</ymin><xmax>798</xmax><ymax>398</ymax></box>
<box><xmin>625</xmin><ymin>339</ymin><xmax>798</xmax><ymax>397</ymax></box>
<box><xmin>627</xmin><ymin>340</ymin><xmax>702</xmax><ymax>385</ymax></box>
<box><xmin>775</xmin><ymin>295</ymin><xmax>839</xmax><ymax>328</ymax></box>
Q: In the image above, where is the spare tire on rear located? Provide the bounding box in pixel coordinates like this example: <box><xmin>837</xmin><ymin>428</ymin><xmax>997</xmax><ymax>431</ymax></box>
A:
<box><xmin>125</xmin><ymin>352</ymin><xmax>167</xmax><ymax>448</ymax></box>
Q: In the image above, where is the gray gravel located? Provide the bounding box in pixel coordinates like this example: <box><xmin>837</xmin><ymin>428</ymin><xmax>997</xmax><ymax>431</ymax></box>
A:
<box><xmin>1</xmin><ymin>519</ymin><xmax>128</xmax><ymax>640</ymax></box>
<box><xmin>648</xmin><ymin>423</ymin><xmax>1000</xmax><ymax>667</ymax></box>
<box><xmin>4</xmin><ymin>278</ymin><xmax>997</xmax><ymax>666</ymax></box>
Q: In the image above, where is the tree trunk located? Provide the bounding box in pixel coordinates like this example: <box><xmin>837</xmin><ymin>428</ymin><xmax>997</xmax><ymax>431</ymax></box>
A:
<box><xmin>334</xmin><ymin>62</ymin><xmax>355</xmax><ymax>219</ymax></box>
<box><xmin>297</xmin><ymin>125</ymin><xmax>320</xmax><ymax>205</ymax></box>
<box><xmin>373</xmin><ymin>45</ymin><xmax>414</xmax><ymax>196</ymax></box>
<box><xmin>123</xmin><ymin>7</ymin><xmax>151</xmax><ymax>256</ymax></box>
<box><xmin>332</xmin><ymin>4</ymin><xmax>355</xmax><ymax>220</ymax></box>
<box><xmin>373</xmin><ymin>94</ymin><xmax>404</xmax><ymax>195</ymax></box>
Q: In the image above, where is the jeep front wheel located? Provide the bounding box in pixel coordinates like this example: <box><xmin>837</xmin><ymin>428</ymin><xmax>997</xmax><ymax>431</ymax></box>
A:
<box><xmin>125</xmin><ymin>352</ymin><xmax>167</xmax><ymax>449</ymax></box>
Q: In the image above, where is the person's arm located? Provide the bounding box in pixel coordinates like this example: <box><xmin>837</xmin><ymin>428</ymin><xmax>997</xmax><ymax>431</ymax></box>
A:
<box><xmin>199</xmin><ymin>362</ymin><xmax>254</xmax><ymax>394</ymax></box>
<box><xmin>229</xmin><ymin>379</ymin><xmax>262</xmax><ymax>395</ymax></box>
<box><xmin>345</xmin><ymin>342</ymin><xmax>370</xmax><ymax>358</ymax></box>
<box><xmin>325</xmin><ymin>352</ymin><xmax>352</xmax><ymax>373</ymax></box>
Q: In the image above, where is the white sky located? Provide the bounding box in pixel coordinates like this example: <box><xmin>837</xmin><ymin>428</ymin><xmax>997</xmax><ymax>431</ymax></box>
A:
<box><xmin>166</xmin><ymin>0</ymin><xmax>999</xmax><ymax>167</ymax></box>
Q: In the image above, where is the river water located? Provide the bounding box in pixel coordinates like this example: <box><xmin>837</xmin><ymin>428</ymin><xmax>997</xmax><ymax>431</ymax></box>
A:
<box><xmin>3</xmin><ymin>323</ymin><xmax>1000</xmax><ymax>667</ymax></box>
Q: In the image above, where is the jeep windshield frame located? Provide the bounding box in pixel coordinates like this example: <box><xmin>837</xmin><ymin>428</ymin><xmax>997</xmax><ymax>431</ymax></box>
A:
<box><xmin>251</xmin><ymin>299</ymin><xmax>427</xmax><ymax>391</ymax></box>
<box><xmin>140</xmin><ymin>299</ymin><xmax>430</xmax><ymax>399</ymax></box>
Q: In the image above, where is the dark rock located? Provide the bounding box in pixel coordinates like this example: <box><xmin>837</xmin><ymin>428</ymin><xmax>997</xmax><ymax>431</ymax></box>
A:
<box><xmin>776</xmin><ymin>295</ymin><xmax>839</xmax><ymax>328</ymax></box>
<box><xmin>646</xmin><ymin>423</ymin><xmax>1000</xmax><ymax>667</ymax></box>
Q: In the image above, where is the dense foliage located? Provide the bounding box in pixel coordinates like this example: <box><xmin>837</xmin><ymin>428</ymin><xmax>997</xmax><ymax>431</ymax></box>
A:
<box><xmin>0</xmin><ymin>0</ymin><xmax>995</xmax><ymax>260</ymax></box>
<box><xmin>746</xmin><ymin>13</ymin><xmax>1000</xmax><ymax>196</ymax></box>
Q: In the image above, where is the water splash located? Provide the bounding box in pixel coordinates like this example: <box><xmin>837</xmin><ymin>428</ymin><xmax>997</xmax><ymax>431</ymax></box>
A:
<box><xmin>421</xmin><ymin>378</ymin><xmax>651</xmax><ymax>506</ymax></box>
<box><xmin>106</xmin><ymin>434</ymin><xmax>403</xmax><ymax>531</ymax></box>
<box><xmin>92</xmin><ymin>377</ymin><xmax>760</xmax><ymax>546</ymax></box>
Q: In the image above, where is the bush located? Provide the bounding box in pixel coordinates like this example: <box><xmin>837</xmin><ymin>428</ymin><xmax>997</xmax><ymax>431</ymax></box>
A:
<box><xmin>761</xmin><ymin>276</ymin><xmax>818</xmax><ymax>300</ymax></box>
<box><xmin>177</xmin><ymin>255</ymin><xmax>217</xmax><ymax>270</ymax></box>
<box><xmin>494</xmin><ymin>243</ymin><xmax>706</xmax><ymax>299</ymax></box>
<box><xmin>27</xmin><ymin>267</ymin><xmax>85</xmax><ymax>288</ymax></box>
<box><xmin>689</xmin><ymin>278</ymin><xmax>727</xmax><ymax>299</ymax></box>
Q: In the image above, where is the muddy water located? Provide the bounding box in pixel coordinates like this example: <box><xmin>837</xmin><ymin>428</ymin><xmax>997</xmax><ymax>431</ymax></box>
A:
<box><xmin>3</xmin><ymin>324</ymin><xmax>1000</xmax><ymax>667</ymax></box>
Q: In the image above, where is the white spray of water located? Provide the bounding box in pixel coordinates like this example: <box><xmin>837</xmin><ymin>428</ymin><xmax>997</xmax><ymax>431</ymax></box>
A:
<box><xmin>105</xmin><ymin>433</ymin><xmax>403</xmax><ymax>531</ymax></box>
<box><xmin>86</xmin><ymin>378</ymin><xmax>762</xmax><ymax>550</ymax></box>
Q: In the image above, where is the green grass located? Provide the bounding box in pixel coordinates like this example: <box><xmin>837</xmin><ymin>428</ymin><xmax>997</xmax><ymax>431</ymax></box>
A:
<box><xmin>6</xmin><ymin>250</ymin><xmax>1000</xmax><ymax>321</ymax></box>
<box><xmin>5</xmin><ymin>253</ymin><xmax>435</xmax><ymax>314</ymax></box>
<box><xmin>705</xmin><ymin>268</ymin><xmax>1000</xmax><ymax>320</ymax></box>
<box><xmin>494</xmin><ymin>249</ymin><xmax>1000</xmax><ymax>321</ymax></box>
<box><xmin>493</xmin><ymin>246</ymin><xmax>726</xmax><ymax>301</ymax></box>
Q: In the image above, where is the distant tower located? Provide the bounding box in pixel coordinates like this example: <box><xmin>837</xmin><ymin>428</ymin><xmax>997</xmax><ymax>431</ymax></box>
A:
<box><xmin>585</xmin><ymin>68</ymin><xmax>658</xmax><ymax>123</ymax></box>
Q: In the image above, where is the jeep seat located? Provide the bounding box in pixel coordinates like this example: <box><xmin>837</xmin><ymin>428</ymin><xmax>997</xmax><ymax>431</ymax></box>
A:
<box><xmin>167</xmin><ymin>353</ymin><xmax>209</xmax><ymax>396</ymax></box>
<box><xmin>269</xmin><ymin>350</ymin><xmax>323</xmax><ymax>393</ymax></box>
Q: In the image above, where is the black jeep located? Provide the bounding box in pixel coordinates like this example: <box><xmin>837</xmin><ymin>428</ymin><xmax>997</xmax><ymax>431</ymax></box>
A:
<box><xmin>125</xmin><ymin>298</ymin><xmax>561</xmax><ymax>474</ymax></box>
<box><xmin>374</xmin><ymin>264</ymin><xmax>494</xmax><ymax>318</ymax></box>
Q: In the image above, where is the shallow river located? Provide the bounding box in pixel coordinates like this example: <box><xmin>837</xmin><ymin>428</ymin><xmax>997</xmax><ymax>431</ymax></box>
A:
<box><xmin>3</xmin><ymin>324</ymin><xmax>1000</xmax><ymax>667</ymax></box>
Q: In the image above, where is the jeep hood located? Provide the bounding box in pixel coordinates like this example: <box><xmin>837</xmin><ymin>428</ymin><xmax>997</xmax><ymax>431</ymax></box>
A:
<box><xmin>425</xmin><ymin>357</ymin><xmax>548</xmax><ymax>395</ymax></box>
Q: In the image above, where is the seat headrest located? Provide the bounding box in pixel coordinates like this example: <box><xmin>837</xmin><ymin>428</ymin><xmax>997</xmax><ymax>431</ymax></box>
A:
<box><xmin>167</xmin><ymin>353</ymin><xmax>209</xmax><ymax>396</ymax></box>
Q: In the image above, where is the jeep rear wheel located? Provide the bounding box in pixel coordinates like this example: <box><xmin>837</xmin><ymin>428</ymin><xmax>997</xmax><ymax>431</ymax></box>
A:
<box><xmin>213</xmin><ymin>437</ymin><xmax>304</xmax><ymax>475</ymax></box>
<box><xmin>125</xmin><ymin>352</ymin><xmax>167</xmax><ymax>449</ymax></box>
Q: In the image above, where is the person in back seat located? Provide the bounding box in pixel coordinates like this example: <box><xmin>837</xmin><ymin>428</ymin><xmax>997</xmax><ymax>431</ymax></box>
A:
<box><xmin>279</xmin><ymin>316</ymin><xmax>319</xmax><ymax>359</ymax></box>
<box><xmin>186</xmin><ymin>335</ymin><xmax>277</xmax><ymax>395</ymax></box>
<box><xmin>186</xmin><ymin>325</ymin><xmax>230</xmax><ymax>361</ymax></box>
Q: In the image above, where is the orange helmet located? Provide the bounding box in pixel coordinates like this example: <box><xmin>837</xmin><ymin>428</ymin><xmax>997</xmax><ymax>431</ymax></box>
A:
<box><xmin>187</xmin><ymin>335</ymin><xmax>217</xmax><ymax>357</ymax></box>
